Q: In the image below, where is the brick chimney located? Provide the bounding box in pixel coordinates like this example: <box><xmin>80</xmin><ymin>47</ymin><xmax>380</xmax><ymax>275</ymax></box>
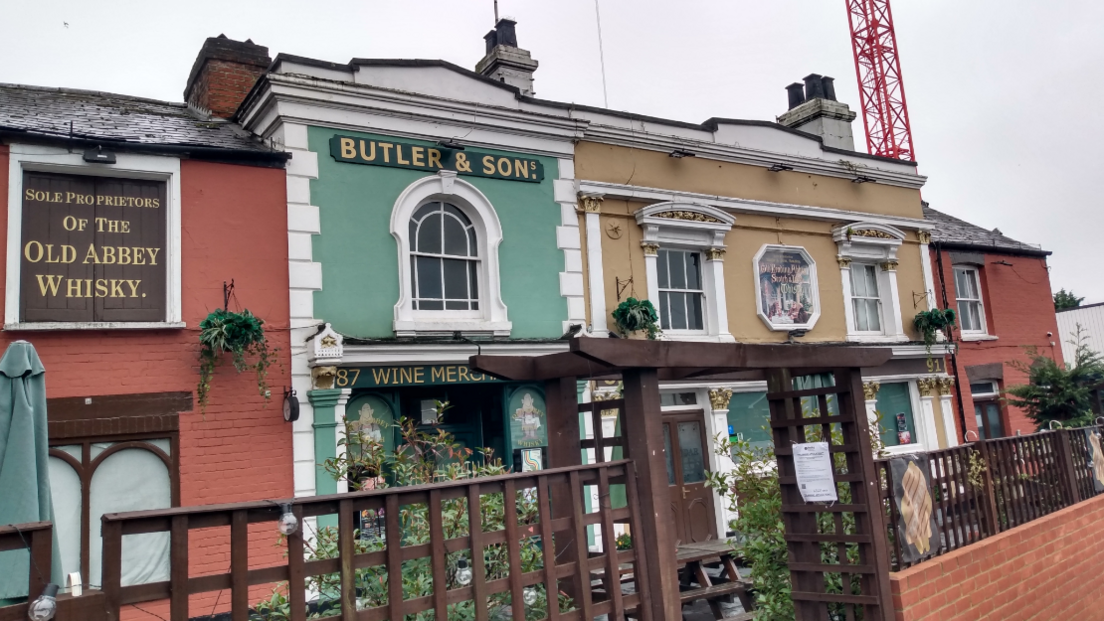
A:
<box><xmin>184</xmin><ymin>35</ymin><xmax>271</xmax><ymax>119</ymax></box>
<box><xmin>475</xmin><ymin>18</ymin><xmax>539</xmax><ymax>96</ymax></box>
<box><xmin>777</xmin><ymin>74</ymin><xmax>858</xmax><ymax>151</ymax></box>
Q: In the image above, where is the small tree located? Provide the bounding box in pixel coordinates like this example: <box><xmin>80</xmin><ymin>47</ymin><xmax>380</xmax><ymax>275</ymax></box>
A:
<box><xmin>1053</xmin><ymin>288</ymin><xmax>1084</xmax><ymax>311</ymax></box>
<box><xmin>1005</xmin><ymin>326</ymin><xmax>1104</xmax><ymax>430</ymax></box>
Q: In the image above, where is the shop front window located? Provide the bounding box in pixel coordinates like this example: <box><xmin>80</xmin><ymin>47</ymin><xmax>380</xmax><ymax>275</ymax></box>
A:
<box><xmin>727</xmin><ymin>392</ymin><xmax>772</xmax><ymax>451</ymax></box>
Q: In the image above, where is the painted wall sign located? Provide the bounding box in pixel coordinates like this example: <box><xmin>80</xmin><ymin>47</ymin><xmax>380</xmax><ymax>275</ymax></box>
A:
<box><xmin>345</xmin><ymin>395</ymin><xmax>396</xmax><ymax>455</ymax></box>
<box><xmin>20</xmin><ymin>172</ymin><xmax>167</xmax><ymax>323</ymax></box>
<box><xmin>508</xmin><ymin>388</ymin><xmax>548</xmax><ymax>450</ymax></box>
<box><xmin>333</xmin><ymin>364</ymin><xmax>503</xmax><ymax>389</ymax></box>
<box><xmin>754</xmin><ymin>244</ymin><xmax>819</xmax><ymax>331</ymax></box>
<box><xmin>330</xmin><ymin>135</ymin><xmax>544</xmax><ymax>183</ymax></box>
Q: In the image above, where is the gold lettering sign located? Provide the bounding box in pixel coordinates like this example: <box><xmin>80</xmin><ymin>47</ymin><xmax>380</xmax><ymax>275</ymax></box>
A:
<box><xmin>20</xmin><ymin>172</ymin><xmax>167</xmax><ymax>323</ymax></box>
<box><xmin>330</xmin><ymin>135</ymin><xmax>544</xmax><ymax>183</ymax></box>
<box><xmin>333</xmin><ymin>364</ymin><xmax>504</xmax><ymax>388</ymax></box>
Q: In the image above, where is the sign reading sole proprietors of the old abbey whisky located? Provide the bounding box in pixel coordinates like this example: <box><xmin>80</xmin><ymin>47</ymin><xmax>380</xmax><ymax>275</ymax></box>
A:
<box><xmin>330</xmin><ymin>135</ymin><xmax>544</xmax><ymax>183</ymax></box>
<box><xmin>20</xmin><ymin>172</ymin><xmax>167</xmax><ymax>323</ymax></box>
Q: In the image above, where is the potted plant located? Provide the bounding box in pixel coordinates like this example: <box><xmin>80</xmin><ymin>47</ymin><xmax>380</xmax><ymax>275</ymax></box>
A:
<box><xmin>913</xmin><ymin>307</ymin><xmax>957</xmax><ymax>355</ymax></box>
<box><xmin>612</xmin><ymin>297</ymin><xmax>660</xmax><ymax>340</ymax></box>
<box><xmin>197</xmin><ymin>308</ymin><xmax>276</xmax><ymax>412</ymax></box>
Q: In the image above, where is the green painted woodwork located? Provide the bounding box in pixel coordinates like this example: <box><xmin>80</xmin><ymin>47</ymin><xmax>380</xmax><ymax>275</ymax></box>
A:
<box><xmin>309</xmin><ymin>388</ymin><xmax>344</xmax><ymax>528</ymax></box>
<box><xmin>308</xmin><ymin>127</ymin><xmax>567</xmax><ymax>338</ymax></box>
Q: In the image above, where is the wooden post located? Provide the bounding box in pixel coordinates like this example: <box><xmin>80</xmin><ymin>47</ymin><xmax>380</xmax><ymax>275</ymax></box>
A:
<box><xmin>975</xmin><ymin>439</ymin><xmax>1002</xmax><ymax>534</ymax></box>
<box><xmin>1055</xmin><ymin>430</ymin><xmax>1082</xmax><ymax>506</ymax></box>
<box><xmin>28</xmin><ymin>524</ymin><xmax>51</xmax><ymax>604</ymax></box>
<box><xmin>101</xmin><ymin>519</ymin><xmax>122</xmax><ymax>621</ymax></box>
<box><xmin>621</xmin><ymin>368</ymin><xmax>680</xmax><ymax>621</ymax></box>
<box><xmin>545</xmin><ymin>376</ymin><xmax>583</xmax><ymax>601</ymax></box>
<box><xmin>170</xmin><ymin>515</ymin><xmax>189</xmax><ymax>621</ymax></box>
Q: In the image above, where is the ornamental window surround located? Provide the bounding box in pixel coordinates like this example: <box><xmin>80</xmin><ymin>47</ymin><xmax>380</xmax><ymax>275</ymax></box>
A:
<box><xmin>636</xmin><ymin>202</ymin><xmax>735</xmax><ymax>342</ymax></box>
<box><xmin>391</xmin><ymin>171</ymin><xmax>510</xmax><ymax>337</ymax></box>
<box><xmin>832</xmin><ymin>223</ymin><xmax>907</xmax><ymax>343</ymax></box>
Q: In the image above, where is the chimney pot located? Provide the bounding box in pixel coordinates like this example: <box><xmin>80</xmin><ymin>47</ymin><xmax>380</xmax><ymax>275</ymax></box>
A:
<box><xmin>475</xmin><ymin>18</ymin><xmax>538</xmax><ymax>96</ymax></box>
<box><xmin>184</xmin><ymin>35</ymin><xmax>270</xmax><ymax>119</ymax></box>
<box><xmin>820</xmin><ymin>76</ymin><xmax>837</xmax><ymax>101</ymax></box>
<box><xmin>803</xmin><ymin>73</ymin><xmax>825</xmax><ymax>101</ymax></box>
<box><xmin>786</xmin><ymin>83</ymin><xmax>806</xmax><ymax>110</ymax></box>
<box><xmin>494</xmin><ymin>18</ymin><xmax>518</xmax><ymax>47</ymax></box>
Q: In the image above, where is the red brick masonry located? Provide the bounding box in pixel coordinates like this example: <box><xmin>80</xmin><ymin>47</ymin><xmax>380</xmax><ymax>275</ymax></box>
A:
<box><xmin>890</xmin><ymin>493</ymin><xmax>1104</xmax><ymax>620</ymax></box>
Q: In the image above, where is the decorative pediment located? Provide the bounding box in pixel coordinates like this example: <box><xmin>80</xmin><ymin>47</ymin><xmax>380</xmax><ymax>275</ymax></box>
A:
<box><xmin>310</xmin><ymin>323</ymin><xmax>344</xmax><ymax>363</ymax></box>
<box><xmin>636</xmin><ymin>201</ymin><xmax>735</xmax><ymax>249</ymax></box>
<box><xmin>832</xmin><ymin>222</ymin><xmax>906</xmax><ymax>244</ymax></box>
<box><xmin>636</xmin><ymin>201</ymin><xmax>735</xmax><ymax>227</ymax></box>
<box><xmin>833</xmin><ymin>222</ymin><xmax>905</xmax><ymax>262</ymax></box>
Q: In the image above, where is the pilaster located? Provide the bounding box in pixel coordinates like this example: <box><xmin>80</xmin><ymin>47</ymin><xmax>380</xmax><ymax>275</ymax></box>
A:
<box><xmin>916</xmin><ymin>378</ymin><xmax>941</xmax><ymax>450</ymax></box>
<box><xmin>309</xmin><ymin>388</ymin><xmax>345</xmax><ymax>528</ymax></box>
<box><xmin>937</xmin><ymin>377</ymin><xmax>959</xmax><ymax>447</ymax></box>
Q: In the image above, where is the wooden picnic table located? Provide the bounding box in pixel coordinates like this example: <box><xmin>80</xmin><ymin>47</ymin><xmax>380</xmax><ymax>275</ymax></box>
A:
<box><xmin>624</xmin><ymin>538</ymin><xmax>754</xmax><ymax>620</ymax></box>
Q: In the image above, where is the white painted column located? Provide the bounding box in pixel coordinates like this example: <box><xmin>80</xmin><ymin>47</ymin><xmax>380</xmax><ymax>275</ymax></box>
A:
<box><xmin>882</xmin><ymin>261</ymin><xmax>907</xmax><ymax>340</ymax></box>
<box><xmin>554</xmin><ymin>162</ymin><xmax>587</xmax><ymax>334</ymax></box>
<box><xmin>708</xmin><ymin>388</ymin><xmax>735</xmax><ymax>535</ymax></box>
<box><xmin>918</xmin><ymin>231</ymin><xmax>936</xmax><ymax>309</ymax></box>
<box><xmin>581</xmin><ymin>196</ymin><xmax>608</xmax><ymax>335</ymax></box>
<box><xmin>839</xmin><ymin>259</ymin><xmax>857</xmax><ymax>338</ymax></box>
<box><xmin>705</xmin><ymin>249</ymin><xmax>735</xmax><ymax>342</ymax></box>
<box><xmin>916</xmin><ymin>379</ymin><xmax>941</xmax><ymax>451</ymax></box>
<box><xmin>939</xmin><ymin>378</ymin><xmax>960</xmax><ymax>447</ymax></box>
<box><xmin>863</xmin><ymin>381</ymin><xmax>880</xmax><ymax>428</ymax></box>
<box><xmin>334</xmin><ymin>389</ymin><xmax>352</xmax><ymax>494</ymax></box>
<box><xmin>642</xmin><ymin>243</ymin><xmax>660</xmax><ymax>328</ymax></box>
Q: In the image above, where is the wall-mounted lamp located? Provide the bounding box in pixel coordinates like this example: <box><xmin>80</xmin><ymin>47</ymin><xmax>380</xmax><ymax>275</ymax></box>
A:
<box><xmin>82</xmin><ymin>146</ymin><xmax>116</xmax><ymax>164</ymax></box>
<box><xmin>436</xmin><ymin>140</ymin><xmax>465</xmax><ymax>150</ymax></box>
<box><xmin>669</xmin><ymin>149</ymin><xmax>696</xmax><ymax>158</ymax></box>
<box><xmin>28</xmin><ymin>584</ymin><xmax>58</xmax><ymax>621</ymax></box>
<box><xmin>277</xmin><ymin>502</ymin><xmax>299</xmax><ymax>536</ymax></box>
<box><xmin>768</xmin><ymin>163</ymin><xmax>794</xmax><ymax>172</ymax></box>
<box><xmin>787</xmin><ymin>329</ymin><xmax>808</xmax><ymax>342</ymax></box>
<box><xmin>851</xmin><ymin>175</ymin><xmax>876</xmax><ymax>184</ymax></box>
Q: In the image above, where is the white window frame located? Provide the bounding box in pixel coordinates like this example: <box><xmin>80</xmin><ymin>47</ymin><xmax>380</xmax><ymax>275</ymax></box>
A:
<box><xmin>656</xmin><ymin>248</ymin><xmax>706</xmax><ymax>334</ymax></box>
<box><xmin>391</xmin><ymin>171</ymin><xmax>510</xmax><ymax>337</ymax></box>
<box><xmin>636</xmin><ymin>201</ymin><xmax>735</xmax><ymax>343</ymax></box>
<box><xmin>866</xmin><ymin>376</ymin><xmax>937</xmax><ymax>455</ymax></box>
<box><xmin>833</xmin><ymin>223</ymin><xmax>906</xmax><ymax>343</ymax></box>
<box><xmin>752</xmin><ymin>243</ymin><xmax>821</xmax><ymax>332</ymax></box>
<box><xmin>5</xmin><ymin>144</ymin><xmax>183</xmax><ymax>330</ymax></box>
<box><xmin>954</xmin><ymin>266</ymin><xmax>988</xmax><ymax>336</ymax></box>
<box><xmin>849</xmin><ymin>263</ymin><xmax>884</xmax><ymax>334</ymax></box>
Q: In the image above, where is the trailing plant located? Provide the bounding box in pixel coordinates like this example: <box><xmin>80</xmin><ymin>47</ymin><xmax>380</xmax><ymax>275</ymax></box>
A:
<box><xmin>913</xmin><ymin>308</ymin><xmax>956</xmax><ymax>355</ymax></box>
<box><xmin>253</xmin><ymin>403</ymin><xmax>574</xmax><ymax>620</ymax></box>
<box><xmin>966</xmin><ymin>449</ymin><xmax>987</xmax><ymax>489</ymax></box>
<box><xmin>1005</xmin><ymin>325</ymin><xmax>1104</xmax><ymax>430</ymax></box>
<box><xmin>197</xmin><ymin>308</ymin><xmax>276</xmax><ymax>412</ymax></box>
<box><xmin>611</xmin><ymin>297</ymin><xmax>660</xmax><ymax>339</ymax></box>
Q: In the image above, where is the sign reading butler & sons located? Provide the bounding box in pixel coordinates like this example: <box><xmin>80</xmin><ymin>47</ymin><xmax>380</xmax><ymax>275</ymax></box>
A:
<box><xmin>330</xmin><ymin>135</ymin><xmax>544</xmax><ymax>183</ymax></box>
<box><xmin>20</xmin><ymin>172</ymin><xmax>167</xmax><ymax>323</ymax></box>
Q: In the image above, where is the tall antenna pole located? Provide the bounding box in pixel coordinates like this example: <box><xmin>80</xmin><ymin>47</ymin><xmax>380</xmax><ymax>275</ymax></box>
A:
<box><xmin>594</xmin><ymin>0</ymin><xmax>609</xmax><ymax>108</ymax></box>
<box><xmin>494</xmin><ymin>0</ymin><xmax>499</xmax><ymax>22</ymax></box>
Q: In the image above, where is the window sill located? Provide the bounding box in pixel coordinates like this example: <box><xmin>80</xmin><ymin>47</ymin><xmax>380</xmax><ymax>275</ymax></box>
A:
<box><xmin>394</xmin><ymin>319</ymin><xmax>511</xmax><ymax>338</ymax></box>
<box><xmin>845</xmin><ymin>334</ymin><xmax>909</xmax><ymax>344</ymax></box>
<box><xmin>658</xmin><ymin>332</ymin><xmax>735</xmax><ymax>343</ymax></box>
<box><xmin>960</xmin><ymin>334</ymin><xmax>998</xmax><ymax>342</ymax></box>
<box><xmin>4</xmin><ymin>321</ymin><xmax>186</xmax><ymax>331</ymax></box>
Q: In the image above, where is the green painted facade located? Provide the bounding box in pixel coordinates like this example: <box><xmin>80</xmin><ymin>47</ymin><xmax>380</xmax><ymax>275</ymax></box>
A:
<box><xmin>307</xmin><ymin>126</ymin><xmax>567</xmax><ymax>339</ymax></box>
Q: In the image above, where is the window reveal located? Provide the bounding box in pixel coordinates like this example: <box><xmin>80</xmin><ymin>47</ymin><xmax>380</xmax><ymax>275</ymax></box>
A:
<box><xmin>850</xmin><ymin>264</ymin><xmax>883</xmax><ymax>332</ymax></box>
<box><xmin>657</xmin><ymin>249</ymin><xmax>704</xmax><ymax>331</ymax></box>
<box><xmin>409</xmin><ymin>202</ymin><xmax>479</xmax><ymax>311</ymax></box>
<box><xmin>954</xmin><ymin>267</ymin><xmax>985</xmax><ymax>332</ymax></box>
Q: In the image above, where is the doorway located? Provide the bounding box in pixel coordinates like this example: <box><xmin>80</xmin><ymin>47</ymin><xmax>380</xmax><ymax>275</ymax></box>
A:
<box><xmin>971</xmin><ymin>381</ymin><xmax>1005</xmax><ymax>439</ymax></box>
<box><xmin>661</xmin><ymin>410</ymin><xmax>717</xmax><ymax>544</ymax></box>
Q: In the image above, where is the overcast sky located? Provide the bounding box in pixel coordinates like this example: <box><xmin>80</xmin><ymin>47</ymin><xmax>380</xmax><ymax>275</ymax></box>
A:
<box><xmin>3</xmin><ymin>1</ymin><xmax>1102</xmax><ymax>304</ymax></box>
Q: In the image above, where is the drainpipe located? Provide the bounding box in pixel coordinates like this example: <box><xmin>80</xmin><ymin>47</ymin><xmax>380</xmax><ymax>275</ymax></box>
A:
<box><xmin>933</xmin><ymin>242</ymin><xmax>969</xmax><ymax>441</ymax></box>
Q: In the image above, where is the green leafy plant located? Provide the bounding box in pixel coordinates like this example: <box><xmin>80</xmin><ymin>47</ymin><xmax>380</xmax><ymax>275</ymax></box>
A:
<box><xmin>253</xmin><ymin>403</ymin><xmax>574</xmax><ymax>620</ymax></box>
<box><xmin>1004</xmin><ymin>325</ymin><xmax>1104</xmax><ymax>430</ymax></box>
<box><xmin>614</xmin><ymin>533</ymin><xmax>632</xmax><ymax>551</ymax></box>
<box><xmin>913</xmin><ymin>308</ymin><xmax>956</xmax><ymax>354</ymax></box>
<box><xmin>1054</xmin><ymin>288</ymin><xmax>1084</xmax><ymax>311</ymax></box>
<box><xmin>197</xmin><ymin>308</ymin><xmax>276</xmax><ymax>412</ymax></box>
<box><xmin>611</xmin><ymin>297</ymin><xmax>660</xmax><ymax>339</ymax></box>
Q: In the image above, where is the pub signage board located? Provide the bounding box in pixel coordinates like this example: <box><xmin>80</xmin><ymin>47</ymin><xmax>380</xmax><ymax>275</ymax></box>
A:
<box><xmin>754</xmin><ymin>244</ymin><xmax>819</xmax><ymax>331</ymax></box>
<box><xmin>332</xmin><ymin>364</ymin><xmax>504</xmax><ymax>389</ymax></box>
<box><xmin>20</xmin><ymin>172</ymin><xmax>167</xmax><ymax>323</ymax></box>
<box><xmin>330</xmin><ymin>135</ymin><xmax>544</xmax><ymax>183</ymax></box>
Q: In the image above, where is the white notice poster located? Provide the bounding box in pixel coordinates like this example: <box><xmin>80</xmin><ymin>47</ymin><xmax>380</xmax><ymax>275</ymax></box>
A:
<box><xmin>793</xmin><ymin>442</ymin><xmax>838</xmax><ymax>503</ymax></box>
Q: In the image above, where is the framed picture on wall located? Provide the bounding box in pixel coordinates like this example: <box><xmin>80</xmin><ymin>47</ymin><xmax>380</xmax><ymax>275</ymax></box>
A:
<box><xmin>753</xmin><ymin>244</ymin><xmax>820</xmax><ymax>331</ymax></box>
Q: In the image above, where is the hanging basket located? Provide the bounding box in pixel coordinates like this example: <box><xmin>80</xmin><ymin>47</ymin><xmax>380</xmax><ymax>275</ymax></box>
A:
<box><xmin>612</xmin><ymin>298</ymin><xmax>661</xmax><ymax>340</ymax></box>
<box><xmin>197</xmin><ymin>308</ymin><xmax>275</xmax><ymax>412</ymax></box>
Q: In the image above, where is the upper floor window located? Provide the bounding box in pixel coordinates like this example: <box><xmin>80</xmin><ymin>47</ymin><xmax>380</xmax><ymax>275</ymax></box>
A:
<box><xmin>409</xmin><ymin>202</ymin><xmax>479</xmax><ymax>311</ymax></box>
<box><xmin>955</xmin><ymin>267</ymin><xmax>986</xmax><ymax>333</ymax></box>
<box><xmin>850</xmin><ymin>264</ymin><xmax>882</xmax><ymax>332</ymax></box>
<box><xmin>657</xmin><ymin>249</ymin><xmax>704</xmax><ymax>331</ymax></box>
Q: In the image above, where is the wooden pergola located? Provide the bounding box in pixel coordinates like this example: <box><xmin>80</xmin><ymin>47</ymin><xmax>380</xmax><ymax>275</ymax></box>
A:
<box><xmin>471</xmin><ymin>338</ymin><xmax>897</xmax><ymax>621</ymax></box>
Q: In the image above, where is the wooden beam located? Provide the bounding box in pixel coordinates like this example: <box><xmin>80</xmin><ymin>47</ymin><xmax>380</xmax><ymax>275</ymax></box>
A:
<box><xmin>470</xmin><ymin>351</ymin><xmax>618</xmax><ymax>381</ymax></box>
<box><xmin>571</xmin><ymin>338</ymin><xmax>892</xmax><ymax>370</ymax></box>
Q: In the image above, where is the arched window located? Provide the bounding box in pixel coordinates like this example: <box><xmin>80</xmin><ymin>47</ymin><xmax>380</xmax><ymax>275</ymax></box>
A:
<box><xmin>409</xmin><ymin>202</ymin><xmax>479</xmax><ymax>311</ymax></box>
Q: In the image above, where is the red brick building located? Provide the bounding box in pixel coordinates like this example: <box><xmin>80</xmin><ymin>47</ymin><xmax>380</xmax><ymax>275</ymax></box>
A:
<box><xmin>925</xmin><ymin>204</ymin><xmax>1062</xmax><ymax>440</ymax></box>
<box><xmin>0</xmin><ymin>36</ymin><xmax>293</xmax><ymax>606</ymax></box>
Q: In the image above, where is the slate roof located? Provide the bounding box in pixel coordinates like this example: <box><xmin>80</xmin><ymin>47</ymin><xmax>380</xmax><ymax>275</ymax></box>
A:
<box><xmin>0</xmin><ymin>83</ymin><xmax>270</xmax><ymax>152</ymax></box>
<box><xmin>923</xmin><ymin>203</ymin><xmax>1048</xmax><ymax>256</ymax></box>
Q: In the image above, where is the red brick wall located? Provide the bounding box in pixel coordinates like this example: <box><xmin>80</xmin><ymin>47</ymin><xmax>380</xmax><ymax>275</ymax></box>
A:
<box><xmin>890</xmin><ymin>493</ymin><xmax>1104</xmax><ymax>620</ymax></box>
<box><xmin>932</xmin><ymin>248</ymin><xmax>1062</xmax><ymax>438</ymax></box>
<box><xmin>0</xmin><ymin>147</ymin><xmax>294</xmax><ymax>617</ymax></box>
<box><xmin>188</xmin><ymin>58</ymin><xmax>266</xmax><ymax>119</ymax></box>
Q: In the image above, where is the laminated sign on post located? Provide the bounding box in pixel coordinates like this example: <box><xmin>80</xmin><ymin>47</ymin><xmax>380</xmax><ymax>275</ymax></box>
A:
<box><xmin>793</xmin><ymin>442</ymin><xmax>838</xmax><ymax>503</ymax></box>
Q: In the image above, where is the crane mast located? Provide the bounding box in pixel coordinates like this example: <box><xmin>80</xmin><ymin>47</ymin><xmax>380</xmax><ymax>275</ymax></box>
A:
<box><xmin>845</xmin><ymin>0</ymin><xmax>916</xmax><ymax>161</ymax></box>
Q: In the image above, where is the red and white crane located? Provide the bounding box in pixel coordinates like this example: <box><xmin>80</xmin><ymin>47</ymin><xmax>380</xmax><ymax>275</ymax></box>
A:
<box><xmin>845</xmin><ymin>0</ymin><xmax>916</xmax><ymax>161</ymax></box>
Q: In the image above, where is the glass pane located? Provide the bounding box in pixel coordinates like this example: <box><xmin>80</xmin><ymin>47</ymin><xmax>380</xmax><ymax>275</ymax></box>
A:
<box><xmin>970</xmin><ymin>382</ymin><xmax>996</xmax><ymax>395</ymax></box>
<box><xmin>875</xmin><ymin>383</ymin><xmax>915</xmax><ymax>447</ymax></box>
<box><xmin>686</xmin><ymin>253</ymin><xmax>701</xmax><ymax>289</ymax></box>
<box><xmin>668</xmin><ymin>292</ymin><xmax>687</xmax><ymax>330</ymax></box>
<box><xmin>850</xmin><ymin>266</ymin><xmax>868</xmax><ymax>298</ymax></box>
<box><xmin>445</xmin><ymin>300</ymin><xmax>468</xmax><ymax>310</ymax></box>
<box><xmin>657</xmin><ymin>250</ymin><xmax>670</xmax><ymax>289</ymax></box>
<box><xmin>660</xmin><ymin>392</ymin><xmax>698</xmax><ymax>406</ymax></box>
<box><xmin>861</xmin><ymin>299</ymin><xmax>880</xmax><ymax>331</ymax></box>
<box><xmin>659</xmin><ymin>291</ymin><xmax>672</xmax><ymax>330</ymax></box>
<box><xmin>688</xmin><ymin>293</ymin><xmax>703</xmax><ymax>330</ymax></box>
<box><xmin>853</xmin><ymin>298</ymin><xmax>869</xmax><ymax>331</ymax></box>
<box><xmin>865</xmin><ymin>265</ymin><xmax>879</xmax><ymax>296</ymax></box>
<box><xmin>90</xmin><ymin>448</ymin><xmax>171</xmax><ymax>587</ymax></box>
<box><xmin>443</xmin><ymin>203</ymin><xmax>471</xmax><ymax>225</ymax></box>
<box><xmin>443</xmin><ymin>215</ymin><xmax>468</xmax><ymax>256</ymax></box>
<box><xmin>416</xmin><ymin>256</ymin><xmax>442</xmax><ymax>300</ymax></box>
<box><xmin>669</xmin><ymin>251</ymin><xmax>687</xmax><ymax>289</ymax></box>
<box><xmin>412</xmin><ymin>203</ymin><xmax>436</xmax><ymax>220</ymax></box>
<box><xmin>959</xmin><ymin>300</ymin><xmax>981</xmax><ymax>331</ymax></box>
<box><xmin>54</xmin><ymin>445</ymin><xmax>82</xmax><ymax>460</ymax></box>
<box><xmin>975</xmin><ymin>404</ymin><xmax>987</xmax><ymax>440</ymax></box>
<box><xmin>956</xmin><ymin>269</ymin><xmax>978</xmax><ymax>299</ymax></box>
<box><xmin>467</xmin><ymin>228</ymin><xmax>478</xmax><ymax>257</ymax></box>
<box><xmin>677</xmin><ymin>421</ymin><xmax>706</xmax><ymax>484</ymax></box>
<box><xmin>727</xmin><ymin>392</ymin><xmax>772</xmax><ymax>450</ymax></box>
<box><xmin>417</xmin><ymin>211</ymin><xmax>442</xmax><ymax>254</ymax></box>
<box><xmin>663</xmin><ymin>425</ymin><xmax>675</xmax><ymax>485</ymax></box>
<box><xmin>985</xmin><ymin>403</ymin><xmax>1004</xmax><ymax>438</ymax></box>
<box><xmin>48</xmin><ymin>456</ymin><xmax>82</xmax><ymax>580</ymax></box>
<box><xmin>442</xmin><ymin>259</ymin><xmax>469</xmax><ymax>300</ymax></box>
<box><xmin>469</xmin><ymin>261</ymin><xmax>479</xmax><ymax>299</ymax></box>
<box><xmin>419</xmin><ymin>299</ymin><xmax>444</xmax><ymax>310</ymax></box>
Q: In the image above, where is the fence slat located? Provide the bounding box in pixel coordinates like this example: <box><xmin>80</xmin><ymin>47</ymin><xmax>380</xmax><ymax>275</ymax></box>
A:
<box><xmin>468</xmin><ymin>484</ymin><xmax>490</xmax><ymax>621</ymax></box>
<box><xmin>338</xmin><ymin>498</ymin><xmax>357</xmax><ymax>621</ymax></box>
<box><xmin>287</xmin><ymin>505</ymin><xmax>306</xmax><ymax>621</ymax></box>
<box><xmin>170</xmin><ymin>515</ymin><xmax>189</xmax><ymax>621</ymax></box>
<box><xmin>102</xmin><ymin>519</ymin><xmax>123</xmax><ymax>621</ymax></box>
<box><xmin>596</xmin><ymin>467</ymin><xmax>624</xmax><ymax>619</ymax></box>
<box><xmin>567</xmin><ymin>470</ymin><xmax>594</xmax><ymax>620</ymax></box>
<box><xmin>428</xmin><ymin>489</ymin><xmax>449</xmax><ymax>620</ymax></box>
<box><xmin>27</xmin><ymin>523</ymin><xmax>51</xmax><ymax>604</ymax></box>
<box><xmin>502</xmin><ymin>479</ymin><xmax>526</xmax><ymax>621</ymax></box>
<box><xmin>537</xmin><ymin>475</ymin><xmax>563</xmax><ymax>621</ymax></box>
<box><xmin>230</xmin><ymin>510</ymin><xmax>249</xmax><ymax>621</ymax></box>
